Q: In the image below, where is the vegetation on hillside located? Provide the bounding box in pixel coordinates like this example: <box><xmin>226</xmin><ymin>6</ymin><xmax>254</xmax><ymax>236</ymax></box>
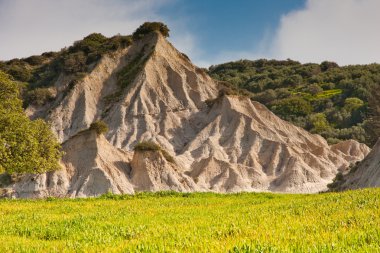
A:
<box><xmin>89</xmin><ymin>121</ymin><xmax>109</xmax><ymax>136</ymax></box>
<box><xmin>0</xmin><ymin>33</ymin><xmax>132</xmax><ymax>108</ymax></box>
<box><xmin>132</xmin><ymin>22</ymin><xmax>170</xmax><ymax>40</ymax></box>
<box><xmin>134</xmin><ymin>141</ymin><xmax>175</xmax><ymax>163</ymax></box>
<box><xmin>0</xmin><ymin>71</ymin><xmax>62</xmax><ymax>175</ymax></box>
<box><xmin>0</xmin><ymin>189</ymin><xmax>379</xmax><ymax>252</ymax></box>
<box><xmin>209</xmin><ymin>59</ymin><xmax>380</xmax><ymax>145</ymax></box>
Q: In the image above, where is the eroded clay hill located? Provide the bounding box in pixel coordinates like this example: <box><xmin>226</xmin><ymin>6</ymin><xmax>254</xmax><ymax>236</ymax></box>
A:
<box><xmin>330</xmin><ymin>139</ymin><xmax>380</xmax><ymax>191</ymax></box>
<box><xmin>8</xmin><ymin>31</ymin><xmax>371</xmax><ymax>197</ymax></box>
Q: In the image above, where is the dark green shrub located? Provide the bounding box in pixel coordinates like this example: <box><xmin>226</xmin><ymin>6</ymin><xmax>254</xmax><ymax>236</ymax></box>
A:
<box><xmin>320</xmin><ymin>61</ymin><xmax>339</xmax><ymax>72</ymax></box>
<box><xmin>0</xmin><ymin>173</ymin><xmax>12</xmax><ymax>187</ymax></box>
<box><xmin>134</xmin><ymin>141</ymin><xmax>175</xmax><ymax>163</ymax></box>
<box><xmin>71</xmin><ymin>33</ymin><xmax>107</xmax><ymax>54</ymax></box>
<box><xmin>132</xmin><ymin>22</ymin><xmax>170</xmax><ymax>40</ymax></box>
<box><xmin>63</xmin><ymin>51</ymin><xmax>87</xmax><ymax>73</ymax></box>
<box><xmin>134</xmin><ymin>141</ymin><xmax>161</xmax><ymax>151</ymax></box>
<box><xmin>24</xmin><ymin>55</ymin><xmax>45</xmax><ymax>65</ymax></box>
<box><xmin>327</xmin><ymin>172</ymin><xmax>345</xmax><ymax>191</ymax></box>
<box><xmin>26</xmin><ymin>88</ymin><xmax>55</xmax><ymax>106</ymax></box>
<box><xmin>90</xmin><ymin>121</ymin><xmax>109</xmax><ymax>135</ymax></box>
<box><xmin>271</xmin><ymin>97</ymin><xmax>313</xmax><ymax>117</ymax></box>
<box><xmin>7</xmin><ymin>64</ymin><xmax>32</xmax><ymax>82</ymax></box>
<box><xmin>41</xmin><ymin>51</ymin><xmax>59</xmax><ymax>58</ymax></box>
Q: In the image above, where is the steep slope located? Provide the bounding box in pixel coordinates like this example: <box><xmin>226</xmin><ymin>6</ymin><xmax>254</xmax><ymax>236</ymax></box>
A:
<box><xmin>10</xmin><ymin>131</ymin><xmax>134</xmax><ymax>198</ymax></box>
<box><xmin>179</xmin><ymin>95</ymin><xmax>370</xmax><ymax>192</ymax></box>
<box><xmin>6</xmin><ymin>29</ymin><xmax>371</xmax><ymax>197</ymax></box>
<box><xmin>331</xmin><ymin>139</ymin><xmax>380</xmax><ymax>191</ymax></box>
<box><xmin>130</xmin><ymin>150</ymin><xmax>198</xmax><ymax>192</ymax></box>
<box><xmin>8</xmin><ymin>130</ymin><xmax>200</xmax><ymax>198</ymax></box>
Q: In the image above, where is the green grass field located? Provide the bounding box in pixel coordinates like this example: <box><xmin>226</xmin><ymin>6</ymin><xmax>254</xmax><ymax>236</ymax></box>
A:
<box><xmin>0</xmin><ymin>189</ymin><xmax>379</xmax><ymax>253</ymax></box>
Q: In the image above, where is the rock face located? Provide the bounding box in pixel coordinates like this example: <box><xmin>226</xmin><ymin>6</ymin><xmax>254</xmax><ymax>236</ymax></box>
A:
<box><xmin>331</xmin><ymin>139</ymin><xmax>380</xmax><ymax>191</ymax></box>
<box><xmin>130</xmin><ymin>151</ymin><xmax>198</xmax><ymax>192</ymax></box>
<box><xmin>5</xmin><ymin>31</ymin><xmax>371</xmax><ymax>198</ymax></box>
<box><xmin>10</xmin><ymin>131</ymin><xmax>134</xmax><ymax>198</ymax></box>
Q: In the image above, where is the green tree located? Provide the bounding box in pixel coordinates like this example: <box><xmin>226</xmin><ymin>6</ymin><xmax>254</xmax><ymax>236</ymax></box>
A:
<box><xmin>344</xmin><ymin>97</ymin><xmax>364</xmax><ymax>112</ymax></box>
<box><xmin>307</xmin><ymin>84</ymin><xmax>323</xmax><ymax>95</ymax></box>
<box><xmin>271</xmin><ymin>97</ymin><xmax>313</xmax><ymax>117</ymax></box>
<box><xmin>0</xmin><ymin>71</ymin><xmax>62</xmax><ymax>174</ymax></box>
<box><xmin>309</xmin><ymin>113</ymin><xmax>331</xmax><ymax>133</ymax></box>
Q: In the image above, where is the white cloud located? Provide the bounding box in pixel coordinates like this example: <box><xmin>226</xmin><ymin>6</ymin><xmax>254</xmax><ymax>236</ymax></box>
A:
<box><xmin>272</xmin><ymin>0</ymin><xmax>380</xmax><ymax>65</ymax></box>
<box><xmin>3</xmin><ymin>0</ymin><xmax>378</xmax><ymax>67</ymax></box>
<box><xmin>0</xmin><ymin>0</ymin><xmax>172</xmax><ymax>60</ymax></box>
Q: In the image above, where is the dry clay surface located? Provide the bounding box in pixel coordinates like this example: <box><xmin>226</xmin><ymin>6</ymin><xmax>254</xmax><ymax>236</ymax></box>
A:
<box><xmin>333</xmin><ymin>139</ymin><xmax>380</xmax><ymax>191</ymax></box>
<box><xmin>8</xmin><ymin>33</ymin><xmax>371</xmax><ymax>198</ymax></box>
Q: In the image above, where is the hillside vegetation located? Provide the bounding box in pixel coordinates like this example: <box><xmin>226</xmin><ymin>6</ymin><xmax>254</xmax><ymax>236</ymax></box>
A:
<box><xmin>0</xmin><ymin>71</ymin><xmax>61</xmax><ymax>176</ymax></box>
<box><xmin>0</xmin><ymin>33</ymin><xmax>132</xmax><ymax>107</ymax></box>
<box><xmin>209</xmin><ymin>60</ymin><xmax>380</xmax><ymax>146</ymax></box>
<box><xmin>0</xmin><ymin>189</ymin><xmax>379</xmax><ymax>252</ymax></box>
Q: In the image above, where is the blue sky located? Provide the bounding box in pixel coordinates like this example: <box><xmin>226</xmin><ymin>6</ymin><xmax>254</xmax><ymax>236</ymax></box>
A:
<box><xmin>158</xmin><ymin>0</ymin><xmax>305</xmax><ymax>65</ymax></box>
<box><xmin>1</xmin><ymin>0</ymin><xmax>380</xmax><ymax>66</ymax></box>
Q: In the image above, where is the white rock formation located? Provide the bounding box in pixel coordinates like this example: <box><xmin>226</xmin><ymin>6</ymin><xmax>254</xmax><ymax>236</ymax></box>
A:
<box><xmin>5</xmin><ymin>31</ymin><xmax>371</xmax><ymax>198</ymax></box>
<box><xmin>332</xmin><ymin>139</ymin><xmax>380</xmax><ymax>190</ymax></box>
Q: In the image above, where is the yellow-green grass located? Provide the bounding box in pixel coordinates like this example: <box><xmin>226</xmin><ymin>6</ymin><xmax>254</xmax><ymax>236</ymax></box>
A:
<box><xmin>0</xmin><ymin>189</ymin><xmax>379</xmax><ymax>252</ymax></box>
<box><xmin>315</xmin><ymin>89</ymin><xmax>343</xmax><ymax>99</ymax></box>
<box><xmin>290</xmin><ymin>89</ymin><xmax>343</xmax><ymax>101</ymax></box>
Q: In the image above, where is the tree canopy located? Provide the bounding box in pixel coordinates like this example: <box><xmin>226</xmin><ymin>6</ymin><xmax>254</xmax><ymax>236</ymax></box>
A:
<box><xmin>132</xmin><ymin>22</ymin><xmax>170</xmax><ymax>40</ymax></box>
<box><xmin>0</xmin><ymin>71</ymin><xmax>62</xmax><ymax>174</ymax></box>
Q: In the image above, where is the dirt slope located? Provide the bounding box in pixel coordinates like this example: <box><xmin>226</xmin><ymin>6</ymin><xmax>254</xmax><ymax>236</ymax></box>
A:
<box><xmin>331</xmin><ymin>139</ymin><xmax>380</xmax><ymax>191</ymax></box>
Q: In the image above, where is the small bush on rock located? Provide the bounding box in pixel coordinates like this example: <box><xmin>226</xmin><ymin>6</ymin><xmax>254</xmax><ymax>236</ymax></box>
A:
<box><xmin>90</xmin><ymin>121</ymin><xmax>109</xmax><ymax>135</ymax></box>
<box><xmin>134</xmin><ymin>141</ymin><xmax>161</xmax><ymax>151</ymax></box>
<box><xmin>134</xmin><ymin>141</ymin><xmax>175</xmax><ymax>163</ymax></box>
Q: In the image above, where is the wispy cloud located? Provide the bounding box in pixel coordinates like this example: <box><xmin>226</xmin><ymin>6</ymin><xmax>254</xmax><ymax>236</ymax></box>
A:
<box><xmin>271</xmin><ymin>0</ymin><xmax>380</xmax><ymax>65</ymax></box>
<box><xmin>2</xmin><ymin>0</ymin><xmax>379</xmax><ymax>66</ymax></box>
<box><xmin>0</xmin><ymin>0</ymin><xmax>171</xmax><ymax>60</ymax></box>
<box><xmin>194</xmin><ymin>0</ymin><xmax>380</xmax><ymax>66</ymax></box>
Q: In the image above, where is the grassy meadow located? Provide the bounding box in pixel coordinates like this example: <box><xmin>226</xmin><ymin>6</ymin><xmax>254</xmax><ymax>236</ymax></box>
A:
<box><xmin>0</xmin><ymin>189</ymin><xmax>379</xmax><ymax>252</ymax></box>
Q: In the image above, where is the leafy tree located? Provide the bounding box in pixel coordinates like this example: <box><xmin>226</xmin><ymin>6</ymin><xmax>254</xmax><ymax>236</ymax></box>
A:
<box><xmin>307</xmin><ymin>84</ymin><xmax>323</xmax><ymax>95</ymax></box>
<box><xmin>63</xmin><ymin>51</ymin><xmax>87</xmax><ymax>73</ymax></box>
<box><xmin>344</xmin><ymin>97</ymin><xmax>364</xmax><ymax>112</ymax></box>
<box><xmin>309</xmin><ymin>113</ymin><xmax>331</xmax><ymax>133</ymax></box>
<box><xmin>0</xmin><ymin>71</ymin><xmax>62</xmax><ymax>174</ymax></box>
<box><xmin>271</xmin><ymin>97</ymin><xmax>312</xmax><ymax>117</ymax></box>
<box><xmin>320</xmin><ymin>61</ymin><xmax>339</xmax><ymax>72</ymax></box>
<box><xmin>253</xmin><ymin>89</ymin><xmax>277</xmax><ymax>104</ymax></box>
